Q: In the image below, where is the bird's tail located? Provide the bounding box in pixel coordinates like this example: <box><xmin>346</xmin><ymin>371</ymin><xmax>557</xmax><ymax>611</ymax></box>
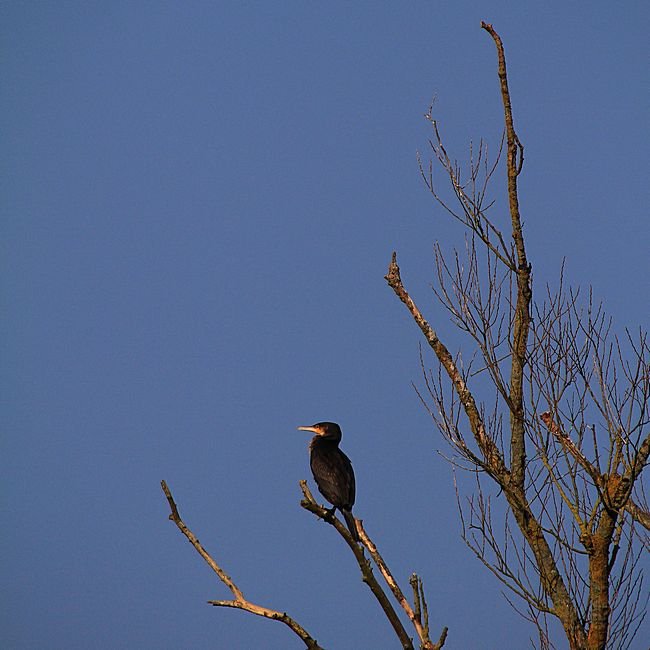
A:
<box><xmin>342</xmin><ymin>509</ymin><xmax>359</xmax><ymax>542</ymax></box>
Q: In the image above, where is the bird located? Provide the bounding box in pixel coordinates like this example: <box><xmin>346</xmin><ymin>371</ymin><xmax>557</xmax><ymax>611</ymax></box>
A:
<box><xmin>297</xmin><ymin>421</ymin><xmax>358</xmax><ymax>541</ymax></box>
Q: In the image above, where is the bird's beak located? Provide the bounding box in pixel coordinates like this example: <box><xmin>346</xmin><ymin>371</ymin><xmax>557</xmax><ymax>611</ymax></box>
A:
<box><xmin>297</xmin><ymin>426</ymin><xmax>321</xmax><ymax>435</ymax></box>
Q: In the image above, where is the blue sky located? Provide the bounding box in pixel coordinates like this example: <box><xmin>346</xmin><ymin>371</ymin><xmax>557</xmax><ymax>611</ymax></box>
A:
<box><xmin>2</xmin><ymin>3</ymin><xmax>648</xmax><ymax>649</ymax></box>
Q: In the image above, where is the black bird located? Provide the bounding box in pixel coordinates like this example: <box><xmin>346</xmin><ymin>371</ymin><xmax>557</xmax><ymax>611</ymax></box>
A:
<box><xmin>297</xmin><ymin>421</ymin><xmax>358</xmax><ymax>541</ymax></box>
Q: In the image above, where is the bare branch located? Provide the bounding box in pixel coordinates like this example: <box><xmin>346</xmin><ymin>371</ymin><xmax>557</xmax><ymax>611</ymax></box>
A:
<box><xmin>624</xmin><ymin>498</ymin><xmax>650</xmax><ymax>533</ymax></box>
<box><xmin>299</xmin><ymin>481</ymin><xmax>416</xmax><ymax>650</ymax></box>
<box><xmin>357</xmin><ymin>520</ymin><xmax>447</xmax><ymax>649</ymax></box>
<box><xmin>481</xmin><ymin>20</ymin><xmax>532</xmax><ymax>496</ymax></box>
<box><xmin>300</xmin><ymin>482</ymin><xmax>448</xmax><ymax>649</ymax></box>
<box><xmin>160</xmin><ymin>480</ymin><xmax>323</xmax><ymax>650</ymax></box>
<box><xmin>386</xmin><ymin>251</ymin><xmax>508</xmax><ymax>479</ymax></box>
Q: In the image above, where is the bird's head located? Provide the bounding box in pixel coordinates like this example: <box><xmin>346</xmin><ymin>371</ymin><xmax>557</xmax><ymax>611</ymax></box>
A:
<box><xmin>297</xmin><ymin>421</ymin><xmax>342</xmax><ymax>442</ymax></box>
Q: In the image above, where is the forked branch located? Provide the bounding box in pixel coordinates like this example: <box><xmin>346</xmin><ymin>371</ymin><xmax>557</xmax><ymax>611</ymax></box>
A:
<box><xmin>386</xmin><ymin>251</ymin><xmax>507</xmax><ymax>479</ymax></box>
<box><xmin>358</xmin><ymin>521</ymin><xmax>448</xmax><ymax>650</ymax></box>
<box><xmin>540</xmin><ymin>412</ymin><xmax>650</xmax><ymax>532</ymax></box>
<box><xmin>300</xmin><ymin>481</ymin><xmax>447</xmax><ymax>650</ymax></box>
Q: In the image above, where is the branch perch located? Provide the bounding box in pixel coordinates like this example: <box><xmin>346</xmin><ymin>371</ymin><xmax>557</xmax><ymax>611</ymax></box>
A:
<box><xmin>299</xmin><ymin>480</ymin><xmax>416</xmax><ymax>650</ymax></box>
<box><xmin>300</xmin><ymin>481</ymin><xmax>447</xmax><ymax>649</ymax></box>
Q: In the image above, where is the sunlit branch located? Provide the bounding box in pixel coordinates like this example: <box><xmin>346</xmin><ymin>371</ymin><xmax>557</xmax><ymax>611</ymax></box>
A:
<box><xmin>160</xmin><ymin>480</ymin><xmax>323</xmax><ymax>650</ymax></box>
<box><xmin>299</xmin><ymin>481</ymin><xmax>416</xmax><ymax>650</ymax></box>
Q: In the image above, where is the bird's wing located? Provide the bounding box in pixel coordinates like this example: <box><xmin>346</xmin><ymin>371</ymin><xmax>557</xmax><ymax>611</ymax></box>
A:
<box><xmin>310</xmin><ymin>447</ymin><xmax>355</xmax><ymax>510</ymax></box>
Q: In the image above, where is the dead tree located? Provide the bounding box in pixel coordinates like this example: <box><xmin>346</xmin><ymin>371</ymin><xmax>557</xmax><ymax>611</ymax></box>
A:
<box><xmin>386</xmin><ymin>22</ymin><xmax>648</xmax><ymax>650</ymax></box>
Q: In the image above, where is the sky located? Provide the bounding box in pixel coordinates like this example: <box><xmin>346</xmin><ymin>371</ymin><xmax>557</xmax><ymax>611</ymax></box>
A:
<box><xmin>2</xmin><ymin>2</ymin><xmax>648</xmax><ymax>649</ymax></box>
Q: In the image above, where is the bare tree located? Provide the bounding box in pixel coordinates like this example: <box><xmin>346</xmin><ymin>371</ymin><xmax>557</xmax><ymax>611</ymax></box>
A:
<box><xmin>161</xmin><ymin>22</ymin><xmax>648</xmax><ymax>650</ymax></box>
<box><xmin>386</xmin><ymin>21</ymin><xmax>649</xmax><ymax>650</ymax></box>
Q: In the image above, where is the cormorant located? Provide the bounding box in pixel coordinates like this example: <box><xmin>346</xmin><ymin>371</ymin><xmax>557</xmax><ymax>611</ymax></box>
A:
<box><xmin>297</xmin><ymin>421</ymin><xmax>358</xmax><ymax>541</ymax></box>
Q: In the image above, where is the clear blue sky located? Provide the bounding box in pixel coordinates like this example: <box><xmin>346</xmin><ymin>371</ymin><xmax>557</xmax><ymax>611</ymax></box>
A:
<box><xmin>2</xmin><ymin>3</ymin><xmax>648</xmax><ymax>649</ymax></box>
